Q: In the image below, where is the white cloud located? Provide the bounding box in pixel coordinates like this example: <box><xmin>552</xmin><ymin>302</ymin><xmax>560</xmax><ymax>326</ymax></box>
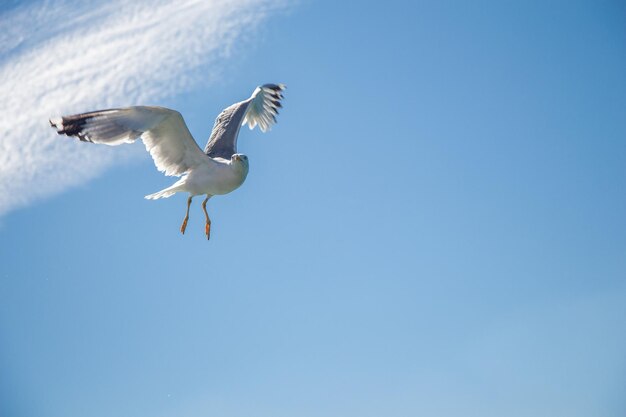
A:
<box><xmin>0</xmin><ymin>0</ymin><xmax>286</xmax><ymax>216</ymax></box>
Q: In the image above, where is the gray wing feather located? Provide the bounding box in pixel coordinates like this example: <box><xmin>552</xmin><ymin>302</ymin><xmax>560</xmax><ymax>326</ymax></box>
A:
<box><xmin>204</xmin><ymin>83</ymin><xmax>286</xmax><ymax>159</ymax></box>
<box><xmin>50</xmin><ymin>106</ymin><xmax>208</xmax><ymax>176</ymax></box>
<box><xmin>203</xmin><ymin>99</ymin><xmax>252</xmax><ymax>159</ymax></box>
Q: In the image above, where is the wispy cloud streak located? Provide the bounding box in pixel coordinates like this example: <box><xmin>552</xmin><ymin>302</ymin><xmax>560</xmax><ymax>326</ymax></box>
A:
<box><xmin>0</xmin><ymin>0</ymin><xmax>285</xmax><ymax>216</ymax></box>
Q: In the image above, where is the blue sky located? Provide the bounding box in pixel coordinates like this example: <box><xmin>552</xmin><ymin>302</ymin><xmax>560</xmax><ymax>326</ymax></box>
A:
<box><xmin>1</xmin><ymin>0</ymin><xmax>625</xmax><ymax>416</ymax></box>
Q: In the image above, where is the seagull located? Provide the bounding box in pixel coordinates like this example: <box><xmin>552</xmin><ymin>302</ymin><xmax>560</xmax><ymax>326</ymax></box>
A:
<box><xmin>50</xmin><ymin>83</ymin><xmax>285</xmax><ymax>239</ymax></box>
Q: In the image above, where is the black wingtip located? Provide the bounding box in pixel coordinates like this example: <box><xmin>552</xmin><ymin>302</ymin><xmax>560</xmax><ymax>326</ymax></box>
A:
<box><xmin>49</xmin><ymin>114</ymin><xmax>93</xmax><ymax>142</ymax></box>
<box><xmin>263</xmin><ymin>83</ymin><xmax>286</xmax><ymax>92</ymax></box>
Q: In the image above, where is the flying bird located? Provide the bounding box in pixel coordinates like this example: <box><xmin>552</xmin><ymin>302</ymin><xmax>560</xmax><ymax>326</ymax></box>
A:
<box><xmin>50</xmin><ymin>83</ymin><xmax>286</xmax><ymax>239</ymax></box>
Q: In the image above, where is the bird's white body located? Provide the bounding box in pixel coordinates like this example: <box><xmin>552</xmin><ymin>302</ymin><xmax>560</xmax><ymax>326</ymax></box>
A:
<box><xmin>146</xmin><ymin>156</ymin><xmax>249</xmax><ymax>199</ymax></box>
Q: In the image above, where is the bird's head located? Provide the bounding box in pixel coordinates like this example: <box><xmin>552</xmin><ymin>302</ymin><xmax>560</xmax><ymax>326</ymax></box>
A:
<box><xmin>231</xmin><ymin>154</ymin><xmax>249</xmax><ymax>177</ymax></box>
<box><xmin>230</xmin><ymin>153</ymin><xmax>249</xmax><ymax>179</ymax></box>
<box><xmin>231</xmin><ymin>153</ymin><xmax>248</xmax><ymax>164</ymax></box>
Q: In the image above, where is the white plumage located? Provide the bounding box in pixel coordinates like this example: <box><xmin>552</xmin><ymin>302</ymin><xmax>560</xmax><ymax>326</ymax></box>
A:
<box><xmin>50</xmin><ymin>83</ymin><xmax>286</xmax><ymax>239</ymax></box>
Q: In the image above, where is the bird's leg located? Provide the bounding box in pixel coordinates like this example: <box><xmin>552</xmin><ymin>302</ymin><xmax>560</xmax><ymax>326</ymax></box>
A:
<box><xmin>202</xmin><ymin>195</ymin><xmax>211</xmax><ymax>240</ymax></box>
<box><xmin>180</xmin><ymin>196</ymin><xmax>193</xmax><ymax>234</ymax></box>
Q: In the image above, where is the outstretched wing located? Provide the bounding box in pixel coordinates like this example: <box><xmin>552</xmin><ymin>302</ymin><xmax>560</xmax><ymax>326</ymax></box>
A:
<box><xmin>204</xmin><ymin>83</ymin><xmax>285</xmax><ymax>159</ymax></box>
<box><xmin>50</xmin><ymin>106</ymin><xmax>208</xmax><ymax>176</ymax></box>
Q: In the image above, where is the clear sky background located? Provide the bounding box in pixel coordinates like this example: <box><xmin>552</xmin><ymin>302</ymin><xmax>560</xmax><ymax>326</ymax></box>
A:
<box><xmin>1</xmin><ymin>1</ymin><xmax>625</xmax><ymax>416</ymax></box>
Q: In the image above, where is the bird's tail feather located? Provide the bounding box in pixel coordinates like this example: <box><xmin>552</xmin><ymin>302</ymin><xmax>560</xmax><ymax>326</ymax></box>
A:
<box><xmin>145</xmin><ymin>185</ymin><xmax>180</xmax><ymax>200</ymax></box>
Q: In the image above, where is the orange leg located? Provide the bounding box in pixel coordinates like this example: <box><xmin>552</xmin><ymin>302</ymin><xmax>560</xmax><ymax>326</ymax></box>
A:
<box><xmin>180</xmin><ymin>196</ymin><xmax>192</xmax><ymax>234</ymax></box>
<box><xmin>202</xmin><ymin>196</ymin><xmax>211</xmax><ymax>240</ymax></box>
